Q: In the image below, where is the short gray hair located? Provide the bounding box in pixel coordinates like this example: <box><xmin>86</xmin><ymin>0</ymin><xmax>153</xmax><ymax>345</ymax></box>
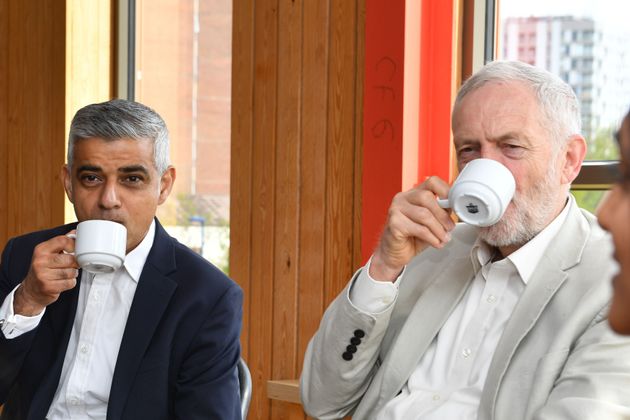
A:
<box><xmin>67</xmin><ymin>99</ymin><xmax>170</xmax><ymax>174</ymax></box>
<box><xmin>454</xmin><ymin>60</ymin><xmax>582</xmax><ymax>151</ymax></box>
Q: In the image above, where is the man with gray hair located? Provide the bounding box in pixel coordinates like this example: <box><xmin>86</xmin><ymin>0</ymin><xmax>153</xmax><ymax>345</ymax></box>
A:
<box><xmin>0</xmin><ymin>99</ymin><xmax>243</xmax><ymax>419</ymax></box>
<box><xmin>301</xmin><ymin>61</ymin><xmax>630</xmax><ymax>419</ymax></box>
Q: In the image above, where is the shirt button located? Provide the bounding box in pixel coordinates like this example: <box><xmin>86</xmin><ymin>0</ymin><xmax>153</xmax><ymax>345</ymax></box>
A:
<box><xmin>70</xmin><ymin>398</ymin><xmax>80</xmax><ymax>406</ymax></box>
<box><xmin>462</xmin><ymin>348</ymin><xmax>472</xmax><ymax>358</ymax></box>
<box><xmin>486</xmin><ymin>295</ymin><xmax>497</xmax><ymax>303</ymax></box>
<box><xmin>80</xmin><ymin>344</ymin><xmax>89</xmax><ymax>354</ymax></box>
<box><xmin>432</xmin><ymin>394</ymin><xmax>440</xmax><ymax>401</ymax></box>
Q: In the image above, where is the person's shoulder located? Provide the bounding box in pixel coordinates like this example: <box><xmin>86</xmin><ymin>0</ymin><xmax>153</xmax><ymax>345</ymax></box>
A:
<box><xmin>167</xmin><ymin>235</ymin><xmax>241</xmax><ymax>296</ymax></box>
<box><xmin>569</xmin><ymin>207</ymin><xmax>613</xmax><ymax>261</ymax></box>
<box><xmin>578</xmin><ymin>207</ymin><xmax>609</xmax><ymax>241</ymax></box>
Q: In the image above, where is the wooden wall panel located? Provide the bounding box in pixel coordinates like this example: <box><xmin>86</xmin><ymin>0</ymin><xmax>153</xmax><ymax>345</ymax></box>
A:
<box><xmin>231</xmin><ymin>0</ymin><xmax>365</xmax><ymax>419</ymax></box>
<box><xmin>0</xmin><ymin>0</ymin><xmax>8</xmax><ymax>246</ymax></box>
<box><xmin>324</xmin><ymin>0</ymin><xmax>360</xmax><ymax>305</ymax></box>
<box><xmin>248</xmin><ymin>0</ymin><xmax>279</xmax><ymax>418</ymax></box>
<box><xmin>270</xmin><ymin>0</ymin><xmax>303</xmax><ymax>419</ymax></box>
<box><xmin>0</xmin><ymin>0</ymin><xmax>66</xmax><ymax>248</ymax></box>
<box><xmin>230</xmin><ymin>0</ymin><xmax>255</xmax><ymax>361</ymax></box>
<box><xmin>297</xmin><ymin>0</ymin><xmax>329</xmax><ymax>379</ymax></box>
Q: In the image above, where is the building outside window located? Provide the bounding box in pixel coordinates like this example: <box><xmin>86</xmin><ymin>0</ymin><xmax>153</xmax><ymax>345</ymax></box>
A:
<box><xmin>498</xmin><ymin>0</ymin><xmax>630</xmax><ymax>212</ymax></box>
<box><xmin>130</xmin><ymin>0</ymin><xmax>232</xmax><ymax>273</ymax></box>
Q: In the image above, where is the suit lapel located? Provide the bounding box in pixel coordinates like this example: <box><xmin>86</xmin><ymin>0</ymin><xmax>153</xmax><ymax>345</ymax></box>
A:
<box><xmin>377</xmin><ymin>256</ymin><xmax>475</xmax><ymax>406</ymax></box>
<box><xmin>107</xmin><ymin>221</ymin><xmax>178</xmax><ymax>419</ymax></box>
<box><xmin>479</xmin><ymin>203</ymin><xmax>590</xmax><ymax>419</ymax></box>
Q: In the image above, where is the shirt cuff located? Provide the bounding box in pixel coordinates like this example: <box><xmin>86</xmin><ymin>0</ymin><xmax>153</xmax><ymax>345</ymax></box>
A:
<box><xmin>348</xmin><ymin>257</ymin><xmax>406</xmax><ymax>314</ymax></box>
<box><xmin>0</xmin><ymin>285</ymin><xmax>45</xmax><ymax>339</ymax></box>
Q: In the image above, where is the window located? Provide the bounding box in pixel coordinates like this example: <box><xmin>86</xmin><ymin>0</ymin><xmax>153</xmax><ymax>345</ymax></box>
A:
<box><xmin>496</xmin><ymin>0</ymin><xmax>626</xmax><ymax>212</ymax></box>
<box><xmin>119</xmin><ymin>0</ymin><xmax>232</xmax><ymax>272</ymax></box>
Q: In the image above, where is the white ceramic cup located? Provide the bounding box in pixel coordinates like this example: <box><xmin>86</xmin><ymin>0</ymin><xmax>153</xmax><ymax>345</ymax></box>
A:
<box><xmin>68</xmin><ymin>220</ymin><xmax>127</xmax><ymax>274</ymax></box>
<box><xmin>437</xmin><ymin>158</ymin><xmax>516</xmax><ymax>227</ymax></box>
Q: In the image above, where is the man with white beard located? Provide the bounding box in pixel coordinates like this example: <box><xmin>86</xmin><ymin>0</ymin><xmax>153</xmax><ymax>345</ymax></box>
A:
<box><xmin>300</xmin><ymin>61</ymin><xmax>630</xmax><ymax>420</ymax></box>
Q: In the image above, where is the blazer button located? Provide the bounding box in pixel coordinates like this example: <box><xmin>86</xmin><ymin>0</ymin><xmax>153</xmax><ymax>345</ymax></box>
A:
<box><xmin>354</xmin><ymin>329</ymin><xmax>365</xmax><ymax>338</ymax></box>
<box><xmin>350</xmin><ymin>336</ymin><xmax>361</xmax><ymax>346</ymax></box>
<box><xmin>346</xmin><ymin>344</ymin><xmax>357</xmax><ymax>353</ymax></box>
<box><xmin>342</xmin><ymin>352</ymin><xmax>353</xmax><ymax>361</ymax></box>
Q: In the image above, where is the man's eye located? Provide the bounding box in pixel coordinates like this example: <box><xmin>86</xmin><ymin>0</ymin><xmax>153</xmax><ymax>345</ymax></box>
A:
<box><xmin>457</xmin><ymin>147</ymin><xmax>478</xmax><ymax>161</ymax></box>
<box><xmin>125</xmin><ymin>175</ymin><xmax>143</xmax><ymax>183</ymax></box>
<box><xmin>502</xmin><ymin>144</ymin><xmax>525</xmax><ymax>157</ymax></box>
<box><xmin>81</xmin><ymin>174</ymin><xmax>100</xmax><ymax>183</ymax></box>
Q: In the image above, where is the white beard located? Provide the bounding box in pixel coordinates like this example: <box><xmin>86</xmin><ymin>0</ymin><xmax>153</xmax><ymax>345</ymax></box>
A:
<box><xmin>478</xmin><ymin>163</ymin><xmax>561</xmax><ymax>248</ymax></box>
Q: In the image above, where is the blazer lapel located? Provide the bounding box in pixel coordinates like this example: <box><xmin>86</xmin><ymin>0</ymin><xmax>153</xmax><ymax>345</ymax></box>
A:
<box><xmin>107</xmin><ymin>221</ymin><xmax>178</xmax><ymax>419</ymax></box>
<box><xmin>377</xmin><ymin>256</ymin><xmax>475</xmax><ymax>406</ymax></box>
<box><xmin>479</xmin><ymin>203</ymin><xmax>590</xmax><ymax>419</ymax></box>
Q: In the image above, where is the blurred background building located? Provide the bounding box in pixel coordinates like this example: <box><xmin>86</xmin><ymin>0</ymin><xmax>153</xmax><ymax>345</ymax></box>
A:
<box><xmin>502</xmin><ymin>15</ymin><xmax>630</xmax><ymax>140</ymax></box>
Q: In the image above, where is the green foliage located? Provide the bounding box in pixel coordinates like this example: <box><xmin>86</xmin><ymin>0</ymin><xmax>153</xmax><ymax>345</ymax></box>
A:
<box><xmin>572</xmin><ymin>125</ymin><xmax>619</xmax><ymax>213</ymax></box>
<box><xmin>176</xmin><ymin>193</ymin><xmax>228</xmax><ymax>227</ymax></box>
<box><xmin>585</xmin><ymin>126</ymin><xmax>620</xmax><ymax>161</ymax></box>
<box><xmin>571</xmin><ymin>190</ymin><xmax>605</xmax><ymax>214</ymax></box>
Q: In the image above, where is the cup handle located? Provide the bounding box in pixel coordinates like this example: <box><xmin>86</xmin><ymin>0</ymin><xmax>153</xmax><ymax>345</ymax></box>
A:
<box><xmin>437</xmin><ymin>198</ymin><xmax>450</xmax><ymax>209</ymax></box>
<box><xmin>64</xmin><ymin>233</ymin><xmax>76</xmax><ymax>255</ymax></box>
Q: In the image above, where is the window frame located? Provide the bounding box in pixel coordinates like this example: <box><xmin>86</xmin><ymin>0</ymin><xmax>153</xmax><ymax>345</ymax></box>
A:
<box><xmin>116</xmin><ymin>0</ymin><xmax>136</xmax><ymax>100</ymax></box>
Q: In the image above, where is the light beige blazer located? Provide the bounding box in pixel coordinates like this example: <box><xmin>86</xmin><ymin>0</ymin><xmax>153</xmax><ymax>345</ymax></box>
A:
<box><xmin>301</xmin><ymin>204</ymin><xmax>630</xmax><ymax>419</ymax></box>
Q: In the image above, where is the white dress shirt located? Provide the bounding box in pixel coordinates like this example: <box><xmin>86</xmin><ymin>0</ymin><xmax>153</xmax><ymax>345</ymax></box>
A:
<box><xmin>349</xmin><ymin>198</ymin><xmax>571</xmax><ymax>420</ymax></box>
<box><xmin>0</xmin><ymin>220</ymin><xmax>155</xmax><ymax>420</ymax></box>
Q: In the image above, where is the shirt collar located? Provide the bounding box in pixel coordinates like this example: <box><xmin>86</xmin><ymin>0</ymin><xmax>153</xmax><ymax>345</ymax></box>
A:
<box><xmin>122</xmin><ymin>219</ymin><xmax>156</xmax><ymax>283</ymax></box>
<box><xmin>471</xmin><ymin>241</ymin><xmax>496</xmax><ymax>273</ymax></box>
<box><xmin>471</xmin><ymin>195</ymin><xmax>573</xmax><ymax>284</ymax></box>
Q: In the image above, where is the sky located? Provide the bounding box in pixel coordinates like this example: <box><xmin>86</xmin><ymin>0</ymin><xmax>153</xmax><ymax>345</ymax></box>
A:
<box><xmin>500</xmin><ymin>0</ymin><xmax>630</xmax><ymax>27</ymax></box>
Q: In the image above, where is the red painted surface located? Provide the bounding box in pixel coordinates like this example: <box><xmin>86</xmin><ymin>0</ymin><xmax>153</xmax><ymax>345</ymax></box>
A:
<box><xmin>362</xmin><ymin>0</ymin><xmax>455</xmax><ymax>263</ymax></box>
<box><xmin>361</xmin><ymin>0</ymin><xmax>406</xmax><ymax>262</ymax></box>
<box><xmin>418</xmin><ymin>0</ymin><xmax>454</xmax><ymax>183</ymax></box>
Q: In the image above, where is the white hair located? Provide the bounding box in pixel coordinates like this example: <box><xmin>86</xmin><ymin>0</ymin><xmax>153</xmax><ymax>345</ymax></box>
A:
<box><xmin>455</xmin><ymin>60</ymin><xmax>582</xmax><ymax>153</ymax></box>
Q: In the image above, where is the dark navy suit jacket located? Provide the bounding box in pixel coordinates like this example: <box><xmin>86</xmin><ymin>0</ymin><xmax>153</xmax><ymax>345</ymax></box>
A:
<box><xmin>0</xmin><ymin>219</ymin><xmax>243</xmax><ymax>419</ymax></box>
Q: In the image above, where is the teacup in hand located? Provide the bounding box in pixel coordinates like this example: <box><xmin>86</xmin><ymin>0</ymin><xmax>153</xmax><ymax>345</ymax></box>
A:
<box><xmin>438</xmin><ymin>158</ymin><xmax>515</xmax><ymax>227</ymax></box>
<box><xmin>68</xmin><ymin>220</ymin><xmax>127</xmax><ymax>274</ymax></box>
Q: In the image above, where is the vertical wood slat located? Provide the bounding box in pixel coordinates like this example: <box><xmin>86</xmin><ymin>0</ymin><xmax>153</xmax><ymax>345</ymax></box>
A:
<box><xmin>230</xmin><ymin>0</ymin><xmax>254</xmax><ymax>363</ymax></box>
<box><xmin>231</xmin><ymin>1</ymin><xmax>364</xmax><ymax>418</ymax></box>
<box><xmin>0</xmin><ymin>0</ymin><xmax>66</xmax><ymax>248</ymax></box>
<box><xmin>248</xmin><ymin>0</ymin><xmax>278</xmax><ymax>418</ymax></box>
<box><xmin>324</xmin><ymin>0</ymin><xmax>359</xmax><ymax>305</ymax></box>
<box><xmin>0</xmin><ymin>0</ymin><xmax>8</xmax><ymax>246</ymax></box>
<box><xmin>7</xmin><ymin>2</ymin><xmax>25</xmax><ymax>240</ymax></box>
<box><xmin>297</xmin><ymin>0</ymin><xmax>329</xmax><ymax>377</ymax></box>
<box><xmin>270</xmin><ymin>1</ymin><xmax>303</xmax><ymax>418</ymax></box>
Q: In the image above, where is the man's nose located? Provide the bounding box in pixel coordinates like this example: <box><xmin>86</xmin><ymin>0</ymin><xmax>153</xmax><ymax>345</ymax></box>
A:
<box><xmin>99</xmin><ymin>182</ymin><xmax>122</xmax><ymax>209</ymax></box>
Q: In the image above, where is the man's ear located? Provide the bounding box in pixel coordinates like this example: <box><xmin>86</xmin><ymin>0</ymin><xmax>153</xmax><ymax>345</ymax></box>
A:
<box><xmin>560</xmin><ymin>135</ymin><xmax>587</xmax><ymax>184</ymax></box>
<box><xmin>158</xmin><ymin>166</ymin><xmax>176</xmax><ymax>205</ymax></box>
<box><xmin>61</xmin><ymin>165</ymin><xmax>74</xmax><ymax>203</ymax></box>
